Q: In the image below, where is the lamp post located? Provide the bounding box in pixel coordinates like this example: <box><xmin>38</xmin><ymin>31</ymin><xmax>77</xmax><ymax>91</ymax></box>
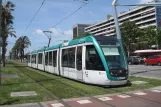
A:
<box><xmin>43</xmin><ymin>31</ymin><xmax>52</xmax><ymax>47</ymax></box>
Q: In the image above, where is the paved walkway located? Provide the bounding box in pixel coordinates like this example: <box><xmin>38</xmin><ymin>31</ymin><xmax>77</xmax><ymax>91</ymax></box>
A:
<box><xmin>1</xmin><ymin>87</ymin><xmax>161</xmax><ymax>107</ymax></box>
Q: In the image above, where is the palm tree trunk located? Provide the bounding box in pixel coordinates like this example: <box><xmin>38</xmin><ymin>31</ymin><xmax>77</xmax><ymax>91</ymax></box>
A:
<box><xmin>2</xmin><ymin>39</ymin><xmax>6</xmax><ymax>67</ymax></box>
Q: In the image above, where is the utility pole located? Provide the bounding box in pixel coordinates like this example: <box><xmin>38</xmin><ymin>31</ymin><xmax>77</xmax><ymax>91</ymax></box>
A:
<box><xmin>43</xmin><ymin>31</ymin><xmax>52</xmax><ymax>47</ymax></box>
<box><xmin>0</xmin><ymin>0</ymin><xmax>2</xmax><ymax>85</ymax></box>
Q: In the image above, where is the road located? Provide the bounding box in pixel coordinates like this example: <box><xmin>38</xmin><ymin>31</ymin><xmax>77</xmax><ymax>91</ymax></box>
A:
<box><xmin>129</xmin><ymin>65</ymin><xmax>161</xmax><ymax>79</ymax></box>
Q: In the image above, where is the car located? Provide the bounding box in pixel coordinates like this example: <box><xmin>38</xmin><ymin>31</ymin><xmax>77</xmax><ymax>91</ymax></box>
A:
<box><xmin>127</xmin><ymin>56</ymin><xmax>141</xmax><ymax>65</ymax></box>
<box><xmin>144</xmin><ymin>55</ymin><xmax>161</xmax><ymax>66</ymax></box>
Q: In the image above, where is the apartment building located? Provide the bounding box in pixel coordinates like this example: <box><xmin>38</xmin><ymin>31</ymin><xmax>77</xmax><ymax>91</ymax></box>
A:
<box><xmin>85</xmin><ymin>3</ymin><xmax>161</xmax><ymax>36</ymax></box>
<box><xmin>73</xmin><ymin>24</ymin><xmax>91</xmax><ymax>39</ymax></box>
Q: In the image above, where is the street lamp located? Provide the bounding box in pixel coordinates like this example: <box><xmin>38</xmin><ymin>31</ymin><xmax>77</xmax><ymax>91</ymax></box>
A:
<box><xmin>43</xmin><ymin>31</ymin><xmax>52</xmax><ymax>47</ymax></box>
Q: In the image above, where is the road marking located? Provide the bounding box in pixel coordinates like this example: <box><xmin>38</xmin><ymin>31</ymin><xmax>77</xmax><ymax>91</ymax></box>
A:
<box><xmin>98</xmin><ymin>97</ymin><xmax>113</xmax><ymax>101</ymax></box>
<box><xmin>117</xmin><ymin>95</ymin><xmax>131</xmax><ymax>98</ymax></box>
<box><xmin>131</xmin><ymin>81</ymin><xmax>148</xmax><ymax>84</ymax></box>
<box><xmin>51</xmin><ymin>103</ymin><xmax>64</xmax><ymax>107</ymax></box>
<box><xmin>134</xmin><ymin>92</ymin><xmax>147</xmax><ymax>95</ymax></box>
<box><xmin>151</xmin><ymin>90</ymin><xmax>161</xmax><ymax>93</ymax></box>
<box><xmin>77</xmin><ymin>100</ymin><xmax>92</xmax><ymax>104</ymax></box>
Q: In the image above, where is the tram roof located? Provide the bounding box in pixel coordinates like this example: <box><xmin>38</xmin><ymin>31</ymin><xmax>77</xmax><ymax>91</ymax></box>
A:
<box><xmin>30</xmin><ymin>35</ymin><xmax>118</xmax><ymax>54</ymax></box>
<box><xmin>61</xmin><ymin>35</ymin><xmax>94</xmax><ymax>47</ymax></box>
<box><xmin>37</xmin><ymin>46</ymin><xmax>47</xmax><ymax>53</ymax></box>
<box><xmin>45</xmin><ymin>44</ymin><xmax>61</xmax><ymax>51</ymax></box>
<box><xmin>31</xmin><ymin>50</ymin><xmax>38</xmax><ymax>54</ymax></box>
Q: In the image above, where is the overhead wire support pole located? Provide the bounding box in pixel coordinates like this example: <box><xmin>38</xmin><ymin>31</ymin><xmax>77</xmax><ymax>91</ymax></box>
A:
<box><xmin>112</xmin><ymin>0</ymin><xmax>161</xmax><ymax>40</ymax></box>
<box><xmin>112</xmin><ymin>0</ymin><xmax>121</xmax><ymax>40</ymax></box>
<box><xmin>43</xmin><ymin>31</ymin><xmax>52</xmax><ymax>47</ymax></box>
<box><xmin>116</xmin><ymin>3</ymin><xmax>161</xmax><ymax>6</ymax></box>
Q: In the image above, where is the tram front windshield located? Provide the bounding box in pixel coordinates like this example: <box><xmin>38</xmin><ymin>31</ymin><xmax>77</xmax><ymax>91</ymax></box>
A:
<box><xmin>100</xmin><ymin>41</ymin><xmax>127</xmax><ymax>70</ymax></box>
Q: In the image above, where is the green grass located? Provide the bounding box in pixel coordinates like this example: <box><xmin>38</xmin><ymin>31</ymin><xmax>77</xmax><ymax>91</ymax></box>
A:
<box><xmin>0</xmin><ymin>61</ymin><xmax>161</xmax><ymax>105</ymax></box>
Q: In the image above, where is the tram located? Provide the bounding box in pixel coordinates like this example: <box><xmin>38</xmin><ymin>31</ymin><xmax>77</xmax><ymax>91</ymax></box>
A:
<box><xmin>27</xmin><ymin>35</ymin><xmax>128</xmax><ymax>86</ymax></box>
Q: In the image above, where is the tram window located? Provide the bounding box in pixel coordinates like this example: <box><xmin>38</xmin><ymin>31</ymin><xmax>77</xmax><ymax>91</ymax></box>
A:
<box><xmin>38</xmin><ymin>53</ymin><xmax>43</xmax><ymax>64</ymax></box>
<box><xmin>68</xmin><ymin>48</ymin><xmax>75</xmax><ymax>68</ymax></box>
<box><xmin>53</xmin><ymin>51</ymin><xmax>57</xmax><ymax>67</ymax></box>
<box><xmin>32</xmin><ymin>54</ymin><xmax>36</xmax><ymax>64</ymax></box>
<box><xmin>76</xmin><ymin>47</ymin><xmax>82</xmax><ymax>70</ymax></box>
<box><xmin>31</xmin><ymin>55</ymin><xmax>33</xmax><ymax>63</ymax></box>
<box><xmin>45</xmin><ymin>52</ymin><xmax>48</xmax><ymax>65</ymax></box>
<box><xmin>27</xmin><ymin>55</ymin><xmax>30</xmax><ymax>63</ymax></box>
<box><xmin>86</xmin><ymin>45</ymin><xmax>104</xmax><ymax>71</ymax></box>
<box><xmin>49</xmin><ymin>51</ymin><xmax>52</xmax><ymax>66</ymax></box>
<box><xmin>35</xmin><ymin>54</ymin><xmax>37</xmax><ymax>64</ymax></box>
<box><xmin>62</xmin><ymin>49</ymin><xmax>68</xmax><ymax>67</ymax></box>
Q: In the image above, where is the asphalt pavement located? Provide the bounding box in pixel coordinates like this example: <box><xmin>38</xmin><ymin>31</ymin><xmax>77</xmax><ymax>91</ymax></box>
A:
<box><xmin>129</xmin><ymin>65</ymin><xmax>161</xmax><ymax>79</ymax></box>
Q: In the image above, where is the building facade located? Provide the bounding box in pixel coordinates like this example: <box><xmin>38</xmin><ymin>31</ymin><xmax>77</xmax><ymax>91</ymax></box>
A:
<box><xmin>73</xmin><ymin>24</ymin><xmax>91</xmax><ymax>39</ymax></box>
<box><xmin>85</xmin><ymin>4</ymin><xmax>161</xmax><ymax>37</ymax></box>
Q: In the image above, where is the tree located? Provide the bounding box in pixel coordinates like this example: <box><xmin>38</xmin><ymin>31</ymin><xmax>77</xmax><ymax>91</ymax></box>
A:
<box><xmin>1</xmin><ymin>1</ymin><xmax>16</xmax><ymax>67</ymax></box>
<box><xmin>16</xmin><ymin>36</ymin><xmax>31</xmax><ymax>62</ymax></box>
<box><xmin>120</xmin><ymin>20</ymin><xmax>140</xmax><ymax>56</ymax></box>
<box><xmin>142</xmin><ymin>26</ymin><xmax>161</xmax><ymax>49</ymax></box>
<box><xmin>107</xmin><ymin>14</ymin><xmax>112</xmax><ymax>20</ymax></box>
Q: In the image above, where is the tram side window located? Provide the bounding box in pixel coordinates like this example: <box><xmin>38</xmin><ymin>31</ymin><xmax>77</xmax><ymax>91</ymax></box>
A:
<box><xmin>86</xmin><ymin>45</ymin><xmax>104</xmax><ymax>71</ymax></box>
<box><xmin>53</xmin><ymin>51</ymin><xmax>57</xmax><ymax>67</ymax></box>
<box><xmin>76</xmin><ymin>47</ymin><xmax>82</xmax><ymax>70</ymax></box>
<box><xmin>31</xmin><ymin>55</ymin><xmax>33</xmax><ymax>63</ymax></box>
<box><xmin>32</xmin><ymin>54</ymin><xmax>36</xmax><ymax>64</ymax></box>
<box><xmin>62</xmin><ymin>49</ymin><xmax>68</xmax><ymax>67</ymax></box>
<box><xmin>27</xmin><ymin>55</ymin><xmax>30</xmax><ymax>63</ymax></box>
<box><xmin>49</xmin><ymin>51</ymin><xmax>52</xmax><ymax>66</ymax></box>
<box><xmin>38</xmin><ymin>53</ymin><xmax>43</xmax><ymax>64</ymax></box>
<box><xmin>45</xmin><ymin>52</ymin><xmax>48</xmax><ymax>65</ymax></box>
<box><xmin>34</xmin><ymin>54</ymin><xmax>37</xmax><ymax>64</ymax></box>
<box><xmin>68</xmin><ymin>48</ymin><xmax>75</xmax><ymax>68</ymax></box>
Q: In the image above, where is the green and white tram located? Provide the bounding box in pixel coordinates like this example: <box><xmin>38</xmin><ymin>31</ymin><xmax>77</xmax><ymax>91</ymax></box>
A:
<box><xmin>28</xmin><ymin>35</ymin><xmax>128</xmax><ymax>86</ymax></box>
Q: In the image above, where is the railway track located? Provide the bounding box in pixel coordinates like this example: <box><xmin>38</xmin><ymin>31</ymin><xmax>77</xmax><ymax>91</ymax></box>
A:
<box><xmin>12</xmin><ymin>62</ymin><xmax>161</xmax><ymax>107</ymax></box>
<box><xmin>12</xmin><ymin>62</ymin><xmax>71</xmax><ymax>107</ymax></box>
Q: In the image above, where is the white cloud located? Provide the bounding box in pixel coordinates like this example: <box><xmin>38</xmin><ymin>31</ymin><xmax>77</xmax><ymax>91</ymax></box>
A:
<box><xmin>64</xmin><ymin>30</ymin><xmax>73</xmax><ymax>35</ymax></box>
<box><xmin>35</xmin><ymin>29</ymin><xmax>44</xmax><ymax>36</ymax></box>
<box><xmin>49</xmin><ymin>28</ymin><xmax>73</xmax><ymax>36</ymax></box>
<box><xmin>139</xmin><ymin>0</ymin><xmax>153</xmax><ymax>3</ymax></box>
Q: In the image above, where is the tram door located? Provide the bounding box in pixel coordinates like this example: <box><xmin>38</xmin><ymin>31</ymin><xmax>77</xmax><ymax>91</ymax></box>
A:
<box><xmin>76</xmin><ymin>46</ymin><xmax>83</xmax><ymax>80</ymax></box>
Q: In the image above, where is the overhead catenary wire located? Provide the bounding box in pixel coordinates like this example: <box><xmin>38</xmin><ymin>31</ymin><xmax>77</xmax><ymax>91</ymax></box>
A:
<box><xmin>34</xmin><ymin>0</ymin><xmax>93</xmax><ymax>41</ymax></box>
<box><xmin>52</xmin><ymin>0</ymin><xmax>94</xmax><ymax>28</ymax></box>
<box><xmin>23</xmin><ymin>0</ymin><xmax>46</xmax><ymax>33</ymax></box>
<box><xmin>32</xmin><ymin>0</ymin><xmax>93</xmax><ymax>48</ymax></box>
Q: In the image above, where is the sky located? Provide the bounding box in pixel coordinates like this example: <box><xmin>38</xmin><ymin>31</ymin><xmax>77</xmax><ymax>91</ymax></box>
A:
<box><xmin>5</xmin><ymin>0</ymin><xmax>154</xmax><ymax>55</ymax></box>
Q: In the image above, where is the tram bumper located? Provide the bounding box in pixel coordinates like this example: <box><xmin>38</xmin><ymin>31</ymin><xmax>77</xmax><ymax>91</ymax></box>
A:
<box><xmin>109</xmin><ymin>80</ymin><xmax>127</xmax><ymax>86</ymax></box>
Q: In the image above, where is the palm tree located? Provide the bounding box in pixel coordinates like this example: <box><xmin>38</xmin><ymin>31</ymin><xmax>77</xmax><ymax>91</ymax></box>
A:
<box><xmin>1</xmin><ymin>1</ymin><xmax>16</xmax><ymax>67</ymax></box>
<box><xmin>16</xmin><ymin>36</ymin><xmax>31</xmax><ymax>61</ymax></box>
